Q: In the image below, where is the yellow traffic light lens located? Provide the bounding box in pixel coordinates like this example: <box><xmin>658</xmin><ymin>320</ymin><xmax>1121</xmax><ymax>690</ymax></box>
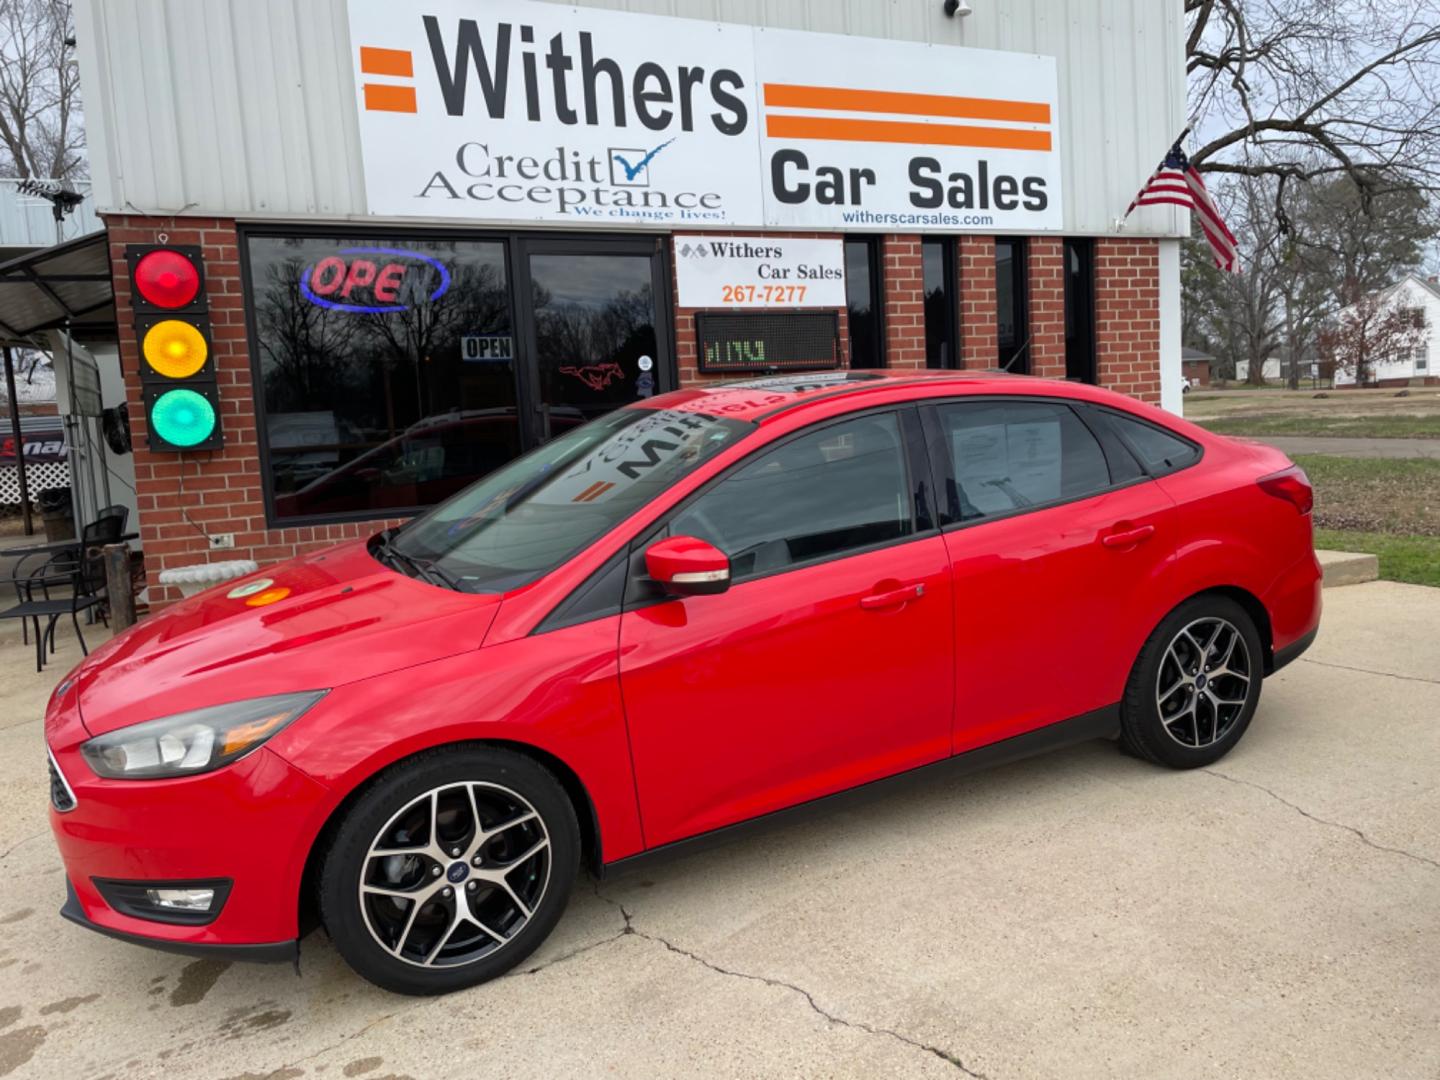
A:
<box><xmin>142</xmin><ymin>320</ymin><xmax>208</xmax><ymax>379</ymax></box>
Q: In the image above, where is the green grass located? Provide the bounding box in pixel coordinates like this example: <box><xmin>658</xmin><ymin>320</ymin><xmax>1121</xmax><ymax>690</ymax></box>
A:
<box><xmin>1200</xmin><ymin>413</ymin><xmax>1440</xmax><ymax>439</ymax></box>
<box><xmin>1313</xmin><ymin>529</ymin><xmax>1440</xmax><ymax>588</ymax></box>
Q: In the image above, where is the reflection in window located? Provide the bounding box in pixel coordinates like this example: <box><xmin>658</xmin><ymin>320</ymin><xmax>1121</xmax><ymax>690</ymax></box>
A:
<box><xmin>669</xmin><ymin>413</ymin><xmax>913</xmax><ymax>581</ymax></box>
<box><xmin>922</xmin><ymin>239</ymin><xmax>957</xmax><ymax>369</ymax></box>
<box><xmin>246</xmin><ymin>235</ymin><xmax>516</xmax><ymax>522</ymax></box>
<box><xmin>527</xmin><ymin>253</ymin><xmax>658</xmax><ymax>430</ymax></box>
<box><xmin>845</xmin><ymin>238</ymin><xmax>884</xmax><ymax>369</ymax></box>
<box><xmin>996</xmin><ymin>239</ymin><xmax>1029</xmax><ymax>374</ymax></box>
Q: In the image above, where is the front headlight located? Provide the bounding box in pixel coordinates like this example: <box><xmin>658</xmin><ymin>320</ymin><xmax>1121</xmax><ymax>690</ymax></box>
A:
<box><xmin>80</xmin><ymin>691</ymin><xmax>327</xmax><ymax>780</ymax></box>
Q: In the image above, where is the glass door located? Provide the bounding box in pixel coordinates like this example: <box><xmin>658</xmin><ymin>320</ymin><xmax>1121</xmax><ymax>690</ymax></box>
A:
<box><xmin>514</xmin><ymin>237</ymin><xmax>673</xmax><ymax>445</ymax></box>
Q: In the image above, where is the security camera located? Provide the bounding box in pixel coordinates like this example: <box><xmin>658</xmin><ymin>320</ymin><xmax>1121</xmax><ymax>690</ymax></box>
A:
<box><xmin>944</xmin><ymin>0</ymin><xmax>974</xmax><ymax>15</ymax></box>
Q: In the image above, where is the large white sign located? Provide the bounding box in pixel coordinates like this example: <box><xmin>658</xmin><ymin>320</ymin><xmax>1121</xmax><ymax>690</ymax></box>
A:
<box><xmin>346</xmin><ymin>0</ymin><xmax>1063</xmax><ymax>232</ymax></box>
<box><xmin>673</xmin><ymin>236</ymin><xmax>845</xmax><ymax>308</ymax></box>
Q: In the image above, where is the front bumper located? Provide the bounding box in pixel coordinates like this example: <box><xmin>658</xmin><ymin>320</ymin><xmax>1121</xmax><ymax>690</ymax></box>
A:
<box><xmin>48</xmin><ymin>732</ymin><xmax>334</xmax><ymax>954</ymax></box>
<box><xmin>60</xmin><ymin>879</ymin><xmax>296</xmax><ymax>964</ymax></box>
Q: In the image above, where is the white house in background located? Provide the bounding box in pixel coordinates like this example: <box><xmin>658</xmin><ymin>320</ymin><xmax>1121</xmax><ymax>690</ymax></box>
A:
<box><xmin>1234</xmin><ymin>357</ymin><xmax>1283</xmax><ymax>382</ymax></box>
<box><xmin>1333</xmin><ymin>273</ymin><xmax>1440</xmax><ymax>388</ymax></box>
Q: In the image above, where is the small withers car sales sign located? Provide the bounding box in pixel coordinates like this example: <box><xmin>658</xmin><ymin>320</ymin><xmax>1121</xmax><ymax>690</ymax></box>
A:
<box><xmin>673</xmin><ymin>236</ymin><xmax>845</xmax><ymax>308</ymax></box>
<box><xmin>345</xmin><ymin>0</ymin><xmax>1063</xmax><ymax>232</ymax></box>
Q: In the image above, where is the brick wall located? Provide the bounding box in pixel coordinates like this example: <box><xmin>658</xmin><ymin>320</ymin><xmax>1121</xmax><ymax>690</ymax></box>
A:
<box><xmin>957</xmin><ymin>236</ymin><xmax>996</xmax><ymax>369</ymax></box>
<box><xmin>1094</xmin><ymin>238</ymin><xmax>1161</xmax><ymax>403</ymax></box>
<box><xmin>1027</xmin><ymin>237</ymin><xmax>1065</xmax><ymax>379</ymax></box>
<box><xmin>106</xmin><ymin>214</ymin><xmax>407</xmax><ymax>607</ymax></box>
<box><xmin>882</xmin><ymin>235</ymin><xmax>926</xmax><ymax>370</ymax></box>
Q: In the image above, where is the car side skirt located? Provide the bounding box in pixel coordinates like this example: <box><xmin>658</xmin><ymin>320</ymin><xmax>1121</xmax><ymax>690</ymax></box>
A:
<box><xmin>601</xmin><ymin>704</ymin><xmax>1121</xmax><ymax>878</ymax></box>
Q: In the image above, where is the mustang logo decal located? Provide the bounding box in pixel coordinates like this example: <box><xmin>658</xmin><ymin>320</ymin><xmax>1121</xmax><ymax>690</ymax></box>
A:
<box><xmin>559</xmin><ymin>362</ymin><xmax>626</xmax><ymax>391</ymax></box>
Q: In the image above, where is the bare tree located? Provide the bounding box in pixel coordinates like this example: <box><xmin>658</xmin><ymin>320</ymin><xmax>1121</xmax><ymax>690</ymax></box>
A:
<box><xmin>1185</xmin><ymin>0</ymin><xmax>1440</xmax><ymax>208</ymax></box>
<box><xmin>1318</xmin><ymin>290</ymin><xmax>1427</xmax><ymax>385</ymax></box>
<box><xmin>0</xmin><ymin>0</ymin><xmax>84</xmax><ymax>179</ymax></box>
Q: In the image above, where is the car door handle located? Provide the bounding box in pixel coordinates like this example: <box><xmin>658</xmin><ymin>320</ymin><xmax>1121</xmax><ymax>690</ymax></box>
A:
<box><xmin>859</xmin><ymin>583</ymin><xmax>926</xmax><ymax>610</ymax></box>
<box><xmin>1101</xmin><ymin>524</ymin><xmax>1156</xmax><ymax>548</ymax></box>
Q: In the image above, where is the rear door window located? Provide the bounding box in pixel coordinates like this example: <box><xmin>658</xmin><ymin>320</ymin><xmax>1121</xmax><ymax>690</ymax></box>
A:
<box><xmin>930</xmin><ymin>400</ymin><xmax>1111</xmax><ymax>522</ymax></box>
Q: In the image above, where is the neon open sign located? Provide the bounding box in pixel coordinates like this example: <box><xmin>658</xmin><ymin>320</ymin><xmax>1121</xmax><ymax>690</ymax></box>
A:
<box><xmin>299</xmin><ymin>247</ymin><xmax>452</xmax><ymax>314</ymax></box>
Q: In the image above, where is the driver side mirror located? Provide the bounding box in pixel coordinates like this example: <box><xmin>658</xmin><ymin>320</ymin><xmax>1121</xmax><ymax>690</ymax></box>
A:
<box><xmin>645</xmin><ymin>536</ymin><xmax>731</xmax><ymax>597</ymax></box>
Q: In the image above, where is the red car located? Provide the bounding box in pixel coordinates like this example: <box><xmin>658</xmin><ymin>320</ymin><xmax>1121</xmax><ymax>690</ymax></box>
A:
<box><xmin>46</xmin><ymin>372</ymin><xmax>1320</xmax><ymax>995</ymax></box>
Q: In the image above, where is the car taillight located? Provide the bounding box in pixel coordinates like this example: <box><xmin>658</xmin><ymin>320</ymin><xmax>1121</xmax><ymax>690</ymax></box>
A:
<box><xmin>1258</xmin><ymin>466</ymin><xmax>1313</xmax><ymax>515</ymax></box>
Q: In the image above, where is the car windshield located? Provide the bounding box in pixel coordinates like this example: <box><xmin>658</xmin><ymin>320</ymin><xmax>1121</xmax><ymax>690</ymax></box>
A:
<box><xmin>385</xmin><ymin>407</ymin><xmax>753</xmax><ymax>593</ymax></box>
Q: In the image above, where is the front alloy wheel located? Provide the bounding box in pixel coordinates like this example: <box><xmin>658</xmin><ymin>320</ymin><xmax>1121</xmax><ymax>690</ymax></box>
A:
<box><xmin>321</xmin><ymin>748</ymin><xmax>579</xmax><ymax>995</ymax></box>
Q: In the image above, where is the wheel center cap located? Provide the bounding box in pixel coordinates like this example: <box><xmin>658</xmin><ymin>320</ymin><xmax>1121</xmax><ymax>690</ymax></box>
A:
<box><xmin>446</xmin><ymin>861</ymin><xmax>470</xmax><ymax>884</ymax></box>
<box><xmin>1195</xmin><ymin>673</ymin><xmax>1208</xmax><ymax>690</ymax></box>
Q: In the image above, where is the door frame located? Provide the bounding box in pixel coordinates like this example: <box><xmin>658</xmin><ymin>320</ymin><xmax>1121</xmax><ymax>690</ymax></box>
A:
<box><xmin>512</xmin><ymin>233</ymin><xmax>678</xmax><ymax>449</ymax></box>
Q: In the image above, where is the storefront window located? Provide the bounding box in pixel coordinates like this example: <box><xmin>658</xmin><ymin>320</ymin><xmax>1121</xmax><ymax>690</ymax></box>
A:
<box><xmin>996</xmin><ymin>239</ymin><xmax>1029</xmax><ymax>374</ymax></box>
<box><xmin>245</xmin><ymin>234</ymin><xmax>517</xmax><ymax>523</ymax></box>
<box><xmin>844</xmin><ymin>237</ymin><xmax>885</xmax><ymax>369</ymax></box>
<box><xmin>922</xmin><ymin>239</ymin><xmax>957</xmax><ymax>369</ymax></box>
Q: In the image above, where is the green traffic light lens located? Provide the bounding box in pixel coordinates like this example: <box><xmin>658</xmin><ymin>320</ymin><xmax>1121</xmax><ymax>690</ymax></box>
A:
<box><xmin>151</xmin><ymin>388</ymin><xmax>216</xmax><ymax>448</ymax></box>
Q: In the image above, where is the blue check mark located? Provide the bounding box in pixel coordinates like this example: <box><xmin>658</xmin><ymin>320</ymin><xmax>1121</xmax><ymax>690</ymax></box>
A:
<box><xmin>613</xmin><ymin>138</ymin><xmax>675</xmax><ymax>181</ymax></box>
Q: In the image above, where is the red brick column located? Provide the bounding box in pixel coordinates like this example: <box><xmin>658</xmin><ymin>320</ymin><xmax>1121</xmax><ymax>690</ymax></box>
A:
<box><xmin>882</xmin><ymin>235</ymin><xmax>926</xmax><ymax>370</ymax></box>
<box><xmin>958</xmin><ymin>235</ymin><xmax>997</xmax><ymax>369</ymax></box>
<box><xmin>1027</xmin><ymin>237</ymin><xmax>1065</xmax><ymax>378</ymax></box>
<box><xmin>105</xmin><ymin>214</ymin><xmax>407</xmax><ymax>608</ymax></box>
<box><xmin>1094</xmin><ymin>238</ymin><xmax>1162</xmax><ymax>403</ymax></box>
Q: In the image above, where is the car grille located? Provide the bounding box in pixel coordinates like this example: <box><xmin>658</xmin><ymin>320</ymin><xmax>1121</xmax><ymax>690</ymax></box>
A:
<box><xmin>48</xmin><ymin>750</ymin><xmax>76</xmax><ymax>812</ymax></box>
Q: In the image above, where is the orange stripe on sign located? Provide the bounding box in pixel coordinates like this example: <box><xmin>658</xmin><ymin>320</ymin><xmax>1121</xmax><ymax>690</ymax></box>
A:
<box><xmin>364</xmin><ymin>84</ymin><xmax>417</xmax><ymax>114</ymax></box>
<box><xmin>764</xmin><ymin>84</ymin><xmax>1050</xmax><ymax>125</ymax></box>
<box><xmin>360</xmin><ymin>46</ymin><xmax>414</xmax><ymax>78</ymax></box>
<box><xmin>765</xmin><ymin>114</ymin><xmax>1052</xmax><ymax>152</ymax></box>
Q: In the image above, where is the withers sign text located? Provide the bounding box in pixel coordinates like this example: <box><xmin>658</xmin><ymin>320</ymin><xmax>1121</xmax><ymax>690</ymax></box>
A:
<box><xmin>346</xmin><ymin>0</ymin><xmax>1063</xmax><ymax>232</ymax></box>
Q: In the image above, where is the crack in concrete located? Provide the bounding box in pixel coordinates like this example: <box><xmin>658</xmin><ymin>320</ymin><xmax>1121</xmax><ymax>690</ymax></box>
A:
<box><xmin>0</xmin><ymin>832</ymin><xmax>42</xmax><ymax>864</ymax></box>
<box><xmin>591</xmin><ymin>884</ymin><xmax>989</xmax><ymax>1078</ymax></box>
<box><xmin>1298</xmin><ymin>657</ymin><xmax>1440</xmax><ymax>686</ymax></box>
<box><xmin>1204</xmin><ymin>769</ymin><xmax>1440</xmax><ymax>871</ymax></box>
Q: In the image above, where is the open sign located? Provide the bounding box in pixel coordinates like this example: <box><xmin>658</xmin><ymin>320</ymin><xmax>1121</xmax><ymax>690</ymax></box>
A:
<box><xmin>299</xmin><ymin>247</ymin><xmax>452</xmax><ymax>314</ymax></box>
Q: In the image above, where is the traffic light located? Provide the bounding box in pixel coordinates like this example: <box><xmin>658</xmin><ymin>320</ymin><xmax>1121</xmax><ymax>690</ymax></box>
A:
<box><xmin>125</xmin><ymin>245</ymin><xmax>223</xmax><ymax>451</ymax></box>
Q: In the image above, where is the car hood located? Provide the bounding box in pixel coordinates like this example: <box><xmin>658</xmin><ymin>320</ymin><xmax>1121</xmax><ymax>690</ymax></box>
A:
<box><xmin>75</xmin><ymin>540</ymin><xmax>501</xmax><ymax>736</ymax></box>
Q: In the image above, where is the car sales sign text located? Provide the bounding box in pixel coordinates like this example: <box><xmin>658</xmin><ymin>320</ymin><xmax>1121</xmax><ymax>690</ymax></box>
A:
<box><xmin>346</xmin><ymin>0</ymin><xmax>1063</xmax><ymax>232</ymax></box>
<box><xmin>674</xmin><ymin>237</ymin><xmax>845</xmax><ymax>308</ymax></box>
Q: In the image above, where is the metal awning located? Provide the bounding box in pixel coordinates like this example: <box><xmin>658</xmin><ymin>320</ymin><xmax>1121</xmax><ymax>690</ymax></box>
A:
<box><xmin>0</xmin><ymin>231</ymin><xmax>115</xmax><ymax>346</ymax></box>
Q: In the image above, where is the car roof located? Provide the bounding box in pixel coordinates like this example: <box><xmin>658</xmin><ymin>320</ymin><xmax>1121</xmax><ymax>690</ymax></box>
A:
<box><xmin>631</xmin><ymin>370</ymin><xmax>1100</xmax><ymax>424</ymax></box>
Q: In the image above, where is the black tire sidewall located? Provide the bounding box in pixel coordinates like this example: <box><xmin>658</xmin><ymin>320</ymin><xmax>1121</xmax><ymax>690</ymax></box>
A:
<box><xmin>1121</xmin><ymin>596</ymin><xmax>1264</xmax><ymax>769</ymax></box>
<box><xmin>319</xmin><ymin>747</ymin><xmax>580</xmax><ymax>996</ymax></box>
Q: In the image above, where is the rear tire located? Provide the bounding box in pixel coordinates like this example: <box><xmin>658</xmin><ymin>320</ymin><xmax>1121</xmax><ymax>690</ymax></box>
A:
<box><xmin>319</xmin><ymin>746</ymin><xmax>579</xmax><ymax>995</ymax></box>
<box><xmin>1119</xmin><ymin>596</ymin><xmax>1263</xmax><ymax>769</ymax></box>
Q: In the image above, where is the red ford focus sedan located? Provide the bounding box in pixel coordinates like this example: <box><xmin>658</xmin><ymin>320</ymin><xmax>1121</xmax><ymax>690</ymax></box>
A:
<box><xmin>46</xmin><ymin>372</ymin><xmax>1320</xmax><ymax>995</ymax></box>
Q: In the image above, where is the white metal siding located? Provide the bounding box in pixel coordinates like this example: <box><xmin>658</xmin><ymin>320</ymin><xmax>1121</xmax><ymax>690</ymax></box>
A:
<box><xmin>73</xmin><ymin>0</ymin><xmax>1186</xmax><ymax>236</ymax></box>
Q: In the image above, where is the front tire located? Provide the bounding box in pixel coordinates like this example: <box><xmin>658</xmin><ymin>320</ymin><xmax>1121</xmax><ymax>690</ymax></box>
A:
<box><xmin>1119</xmin><ymin>596</ymin><xmax>1263</xmax><ymax>769</ymax></box>
<box><xmin>319</xmin><ymin>747</ymin><xmax>580</xmax><ymax>995</ymax></box>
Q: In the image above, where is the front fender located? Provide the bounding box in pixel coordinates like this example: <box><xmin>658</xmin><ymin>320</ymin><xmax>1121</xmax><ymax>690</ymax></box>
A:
<box><xmin>266</xmin><ymin>616</ymin><xmax>645</xmax><ymax>866</ymax></box>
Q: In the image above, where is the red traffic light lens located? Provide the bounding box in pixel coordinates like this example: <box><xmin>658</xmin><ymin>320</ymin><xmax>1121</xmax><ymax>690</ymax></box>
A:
<box><xmin>134</xmin><ymin>249</ymin><xmax>200</xmax><ymax>309</ymax></box>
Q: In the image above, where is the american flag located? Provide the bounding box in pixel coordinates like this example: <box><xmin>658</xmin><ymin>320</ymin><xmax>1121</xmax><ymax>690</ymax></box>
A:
<box><xmin>1126</xmin><ymin>141</ymin><xmax>1239</xmax><ymax>272</ymax></box>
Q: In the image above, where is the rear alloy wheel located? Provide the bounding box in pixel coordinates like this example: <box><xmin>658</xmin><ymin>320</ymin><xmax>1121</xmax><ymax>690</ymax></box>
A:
<box><xmin>320</xmin><ymin>748</ymin><xmax>579</xmax><ymax>994</ymax></box>
<box><xmin>1120</xmin><ymin>597</ymin><xmax>1263</xmax><ymax>768</ymax></box>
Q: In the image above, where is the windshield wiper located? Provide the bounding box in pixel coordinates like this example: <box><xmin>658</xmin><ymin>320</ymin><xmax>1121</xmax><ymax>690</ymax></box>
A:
<box><xmin>374</xmin><ymin>531</ymin><xmax>464</xmax><ymax>592</ymax></box>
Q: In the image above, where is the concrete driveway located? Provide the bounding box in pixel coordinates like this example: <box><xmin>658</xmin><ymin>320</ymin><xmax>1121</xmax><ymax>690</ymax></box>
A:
<box><xmin>1</xmin><ymin>582</ymin><xmax>1437</xmax><ymax>1079</ymax></box>
<box><xmin>1256</xmin><ymin>435</ymin><xmax>1440</xmax><ymax>460</ymax></box>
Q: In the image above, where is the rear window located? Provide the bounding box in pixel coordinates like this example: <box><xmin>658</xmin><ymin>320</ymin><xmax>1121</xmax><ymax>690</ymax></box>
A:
<box><xmin>1100</xmin><ymin>412</ymin><xmax>1201</xmax><ymax>475</ymax></box>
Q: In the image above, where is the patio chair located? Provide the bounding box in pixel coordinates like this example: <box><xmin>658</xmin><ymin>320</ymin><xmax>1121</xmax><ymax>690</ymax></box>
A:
<box><xmin>1</xmin><ymin>542</ymin><xmax>106</xmax><ymax>673</ymax></box>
